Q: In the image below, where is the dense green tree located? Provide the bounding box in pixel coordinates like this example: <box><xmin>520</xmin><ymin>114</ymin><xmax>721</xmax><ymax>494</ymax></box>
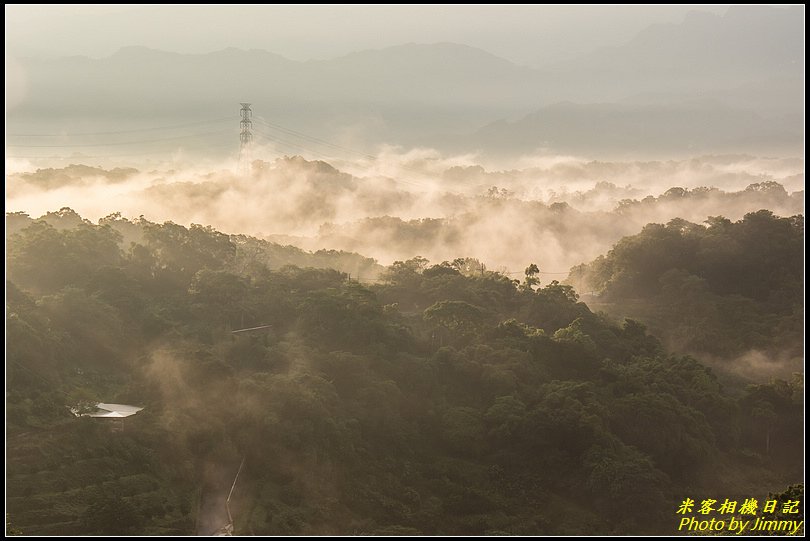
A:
<box><xmin>5</xmin><ymin>210</ymin><xmax>803</xmax><ymax>536</ymax></box>
<box><xmin>576</xmin><ymin>211</ymin><xmax>803</xmax><ymax>357</ymax></box>
<box><xmin>521</xmin><ymin>263</ymin><xmax>540</xmax><ymax>291</ymax></box>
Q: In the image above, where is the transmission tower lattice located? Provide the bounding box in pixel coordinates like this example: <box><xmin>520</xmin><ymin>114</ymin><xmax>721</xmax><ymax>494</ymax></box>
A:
<box><xmin>238</xmin><ymin>103</ymin><xmax>253</xmax><ymax>175</ymax></box>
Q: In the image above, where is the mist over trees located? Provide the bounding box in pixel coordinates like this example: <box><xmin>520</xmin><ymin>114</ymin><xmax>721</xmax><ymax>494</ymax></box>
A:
<box><xmin>573</xmin><ymin>210</ymin><xmax>803</xmax><ymax>363</ymax></box>
<box><xmin>5</xmin><ymin>4</ymin><xmax>804</xmax><ymax>536</ymax></box>
<box><xmin>6</xmin><ymin>212</ymin><xmax>803</xmax><ymax>534</ymax></box>
<box><xmin>5</xmin><ymin>157</ymin><xmax>803</xmax><ymax>275</ymax></box>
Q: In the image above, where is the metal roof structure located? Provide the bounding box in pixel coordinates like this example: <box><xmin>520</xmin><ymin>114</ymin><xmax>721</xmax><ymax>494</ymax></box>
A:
<box><xmin>83</xmin><ymin>403</ymin><xmax>144</xmax><ymax>418</ymax></box>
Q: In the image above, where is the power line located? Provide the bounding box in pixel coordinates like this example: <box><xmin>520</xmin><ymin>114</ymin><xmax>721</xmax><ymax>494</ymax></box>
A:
<box><xmin>9</xmin><ymin>112</ymin><xmax>456</xmax><ymax>191</ymax></box>
<box><xmin>7</xmin><ymin>140</ymin><xmax>226</xmax><ymax>159</ymax></box>
<box><xmin>8</xmin><ymin>117</ymin><xmax>237</xmax><ymax>137</ymax></box>
<box><xmin>7</xmin><ymin>130</ymin><xmax>232</xmax><ymax>148</ymax></box>
<box><xmin>7</xmin><ymin>112</ymin><xmax>499</xmax><ymax>197</ymax></box>
<box><xmin>254</xmin><ymin>117</ymin><xmax>473</xmax><ymax>183</ymax></box>
<box><xmin>254</xmin><ymin>117</ymin><xmax>376</xmax><ymax>161</ymax></box>
<box><xmin>504</xmin><ymin>270</ymin><xmax>570</xmax><ymax>275</ymax></box>
<box><xmin>253</xmin><ymin>130</ymin><xmax>335</xmax><ymax>160</ymax></box>
<box><xmin>356</xmin><ymin>268</ymin><xmax>572</xmax><ymax>282</ymax></box>
<box><xmin>253</xmin><ymin>129</ymin><xmax>435</xmax><ymax>190</ymax></box>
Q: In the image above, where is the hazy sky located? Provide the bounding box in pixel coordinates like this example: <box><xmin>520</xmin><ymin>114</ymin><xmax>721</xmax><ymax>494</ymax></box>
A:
<box><xmin>6</xmin><ymin>5</ymin><xmax>730</xmax><ymax>66</ymax></box>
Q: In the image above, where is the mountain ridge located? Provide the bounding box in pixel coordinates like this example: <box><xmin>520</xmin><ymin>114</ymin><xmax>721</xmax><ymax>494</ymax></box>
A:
<box><xmin>8</xmin><ymin>6</ymin><xmax>803</xmax><ymax>157</ymax></box>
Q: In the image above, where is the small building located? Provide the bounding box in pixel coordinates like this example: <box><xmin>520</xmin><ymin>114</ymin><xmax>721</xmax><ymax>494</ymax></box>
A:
<box><xmin>82</xmin><ymin>403</ymin><xmax>144</xmax><ymax>418</ymax></box>
<box><xmin>71</xmin><ymin>402</ymin><xmax>144</xmax><ymax>431</ymax></box>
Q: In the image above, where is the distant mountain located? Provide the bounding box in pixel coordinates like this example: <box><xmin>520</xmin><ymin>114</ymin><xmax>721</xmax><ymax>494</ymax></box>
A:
<box><xmin>10</xmin><ymin>43</ymin><xmax>542</xmax><ymax>154</ymax></box>
<box><xmin>473</xmin><ymin>99</ymin><xmax>803</xmax><ymax>158</ymax></box>
<box><xmin>478</xmin><ymin>4</ymin><xmax>804</xmax><ymax>157</ymax></box>
<box><xmin>7</xmin><ymin>6</ymin><xmax>803</xmax><ymax>157</ymax></box>
<box><xmin>540</xmin><ymin>5</ymin><xmax>804</xmax><ymax>103</ymax></box>
<box><xmin>14</xmin><ymin>42</ymin><xmax>539</xmax><ymax>121</ymax></box>
<box><xmin>308</xmin><ymin>43</ymin><xmax>536</xmax><ymax>103</ymax></box>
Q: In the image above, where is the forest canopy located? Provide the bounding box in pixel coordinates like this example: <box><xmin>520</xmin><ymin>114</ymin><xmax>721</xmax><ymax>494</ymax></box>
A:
<box><xmin>572</xmin><ymin>210</ymin><xmax>803</xmax><ymax>359</ymax></box>
<box><xmin>6</xmin><ymin>211</ymin><xmax>803</xmax><ymax>535</ymax></box>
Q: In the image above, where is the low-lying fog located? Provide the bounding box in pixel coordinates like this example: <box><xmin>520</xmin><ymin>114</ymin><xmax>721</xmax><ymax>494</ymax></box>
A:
<box><xmin>6</xmin><ymin>150</ymin><xmax>803</xmax><ymax>275</ymax></box>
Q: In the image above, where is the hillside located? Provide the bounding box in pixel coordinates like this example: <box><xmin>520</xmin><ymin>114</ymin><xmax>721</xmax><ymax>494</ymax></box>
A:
<box><xmin>6</xmin><ymin>212</ymin><xmax>803</xmax><ymax>534</ymax></box>
<box><xmin>572</xmin><ymin>210</ymin><xmax>804</xmax><ymax>363</ymax></box>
